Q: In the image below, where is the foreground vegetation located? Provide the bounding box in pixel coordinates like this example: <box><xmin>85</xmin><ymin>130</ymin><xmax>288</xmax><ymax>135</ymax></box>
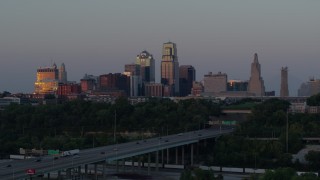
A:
<box><xmin>1</xmin><ymin>94</ymin><xmax>320</xmax><ymax>172</ymax></box>
<box><xmin>210</xmin><ymin>98</ymin><xmax>320</xmax><ymax>171</ymax></box>
<box><xmin>0</xmin><ymin>98</ymin><xmax>220</xmax><ymax>157</ymax></box>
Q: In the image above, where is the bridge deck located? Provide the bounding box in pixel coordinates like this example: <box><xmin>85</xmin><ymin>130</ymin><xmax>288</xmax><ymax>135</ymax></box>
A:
<box><xmin>0</xmin><ymin>128</ymin><xmax>233</xmax><ymax>180</ymax></box>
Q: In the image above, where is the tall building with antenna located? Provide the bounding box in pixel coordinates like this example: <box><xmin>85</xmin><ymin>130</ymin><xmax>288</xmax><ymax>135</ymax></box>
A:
<box><xmin>280</xmin><ymin>67</ymin><xmax>289</xmax><ymax>97</ymax></box>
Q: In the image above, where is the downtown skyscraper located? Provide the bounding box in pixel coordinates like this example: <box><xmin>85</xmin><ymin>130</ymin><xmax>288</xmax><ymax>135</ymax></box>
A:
<box><xmin>135</xmin><ymin>51</ymin><xmax>155</xmax><ymax>83</ymax></box>
<box><xmin>280</xmin><ymin>67</ymin><xmax>289</xmax><ymax>97</ymax></box>
<box><xmin>161</xmin><ymin>42</ymin><xmax>179</xmax><ymax>96</ymax></box>
<box><xmin>179</xmin><ymin>65</ymin><xmax>196</xmax><ymax>96</ymax></box>
<box><xmin>248</xmin><ymin>53</ymin><xmax>265</xmax><ymax>96</ymax></box>
<box><xmin>135</xmin><ymin>50</ymin><xmax>155</xmax><ymax>96</ymax></box>
<box><xmin>59</xmin><ymin>63</ymin><xmax>67</xmax><ymax>83</ymax></box>
<box><xmin>34</xmin><ymin>63</ymin><xmax>59</xmax><ymax>94</ymax></box>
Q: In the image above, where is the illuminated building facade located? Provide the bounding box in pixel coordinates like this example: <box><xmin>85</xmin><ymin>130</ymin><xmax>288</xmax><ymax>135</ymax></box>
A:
<box><xmin>34</xmin><ymin>64</ymin><xmax>59</xmax><ymax>94</ymax></box>
<box><xmin>136</xmin><ymin>51</ymin><xmax>155</xmax><ymax>83</ymax></box>
<box><xmin>161</xmin><ymin>42</ymin><xmax>179</xmax><ymax>96</ymax></box>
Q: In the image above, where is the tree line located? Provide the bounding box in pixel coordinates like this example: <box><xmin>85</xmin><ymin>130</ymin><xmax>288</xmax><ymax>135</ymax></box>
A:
<box><xmin>0</xmin><ymin>98</ymin><xmax>221</xmax><ymax>157</ymax></box>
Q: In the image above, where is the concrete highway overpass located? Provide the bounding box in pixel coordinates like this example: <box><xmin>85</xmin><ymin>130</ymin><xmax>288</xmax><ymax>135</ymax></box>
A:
<box><xmin>0</xmin><ymin>128</ymin><xmax>233</xmax><ymax>180</ymax></box>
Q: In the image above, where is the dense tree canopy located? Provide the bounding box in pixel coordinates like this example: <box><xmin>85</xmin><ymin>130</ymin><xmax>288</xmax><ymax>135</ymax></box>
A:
<box><xmin>307</xmin><ymin>93</ymin><xmax>320</xmax><ymax>106</ymax></box>
<box><xmin>211</xmin><ymin>98</ymin><xmax>320</xmax><ymax>169</ymax></box>
<box><xmin>0</xmin><ymin>98</ymin><xmax>221</xmax><ymax>157</ymax></box>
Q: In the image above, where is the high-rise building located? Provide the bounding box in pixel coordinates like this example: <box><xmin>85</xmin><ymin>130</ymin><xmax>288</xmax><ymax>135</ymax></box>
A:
<box><xmin>248</xmin><ymin>53</ymin><xmax>265</xmax><ymax>96</ymax></box>
<box><xmin>280</xmin><ymin>67</ymin><xmax>289</xmax><ymax>97</ymax></box>
<box><xmin>298</xmin><ymin>82</ymin><xmax>309</xmax><ymax>97</ymax></box>
<box><xmin>125</xmin><ymin>64</ymin><xmax>140</xmax><ymax>76</ymax></box>
<box><xmin>34</xmin><ymin>63</ymin><xmax>59</xmax><ymax>94</ymax></box>
<box><xmin>179</xmin><ymin>65</ymin><xmax>196</xmax><ymax>97</ymax></box>
<box><xmin>136</xmin><ymin>51</ymin><xmax>155</xmax><ymax>83</ymax></box>
<box><xmin>136</xmin><ymin>50</ymin><xmax>155</xmax><ymax>96</ymax></box>
<box><xmin>298</xmin><ymin>78</ymin><xmax>320</xmax><ymax>97</ymax></box>
<box><xmin>161</xmin><ymin>42</ymin><xmax>179</xmax><ymax>96</ymax></box>
<box><xmin>81</xmin><ymin>74</ymin><xmax>98</xmax><ymax>92</ymax></box>
<box><xmin>124</xmin><ymin>64</ymin><xmax>141</xmax><ymax>97</ymax></box>
<box><xmin>99</xmin><ymin>73</ymin><xmax>130</xmax><ymax>96</ymax></box>
<box><xmin>59</xmin><ymin>63</ymin><xmax>67</xmax><ymax>83</ymax></box>
<box><xmin>203</xmin><ymin>72</ymin><xmax>227</xmax><ymax>93</ymax></box>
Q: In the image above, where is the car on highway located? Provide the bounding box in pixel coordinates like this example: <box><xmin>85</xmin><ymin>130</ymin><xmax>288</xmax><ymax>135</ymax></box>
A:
<box><xmin>34</xmin><ymin>158</ymin><xmax>41</xmax><ymax>162</ymax></box>
<box><xmin>6</xmin><ymin>164</ymin><xmax>11</xmax><ymax>167</ymax></box>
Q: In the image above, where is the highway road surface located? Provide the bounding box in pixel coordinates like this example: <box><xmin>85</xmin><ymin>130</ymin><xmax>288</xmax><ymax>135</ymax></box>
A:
<box><xmin>0</xmin><ymin>128</ymin><xmax>233</xmax><ymax>179</ymax></box>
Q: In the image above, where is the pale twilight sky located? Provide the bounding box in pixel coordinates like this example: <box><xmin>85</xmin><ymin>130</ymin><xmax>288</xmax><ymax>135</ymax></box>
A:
<box><xmin>0</xmin><ymin>0</ymin><xmax>319</xmax><ymax>96</ymax></box>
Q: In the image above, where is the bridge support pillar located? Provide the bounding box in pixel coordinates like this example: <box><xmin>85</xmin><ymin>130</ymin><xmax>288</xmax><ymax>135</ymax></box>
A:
<box><xmin>148</xmin><ymin>153</ymin><xmax>151</xmax><ymax>175</ymax></box>
<box><xmin>175</xmin><ymin>147</ymin><xmax>178</xmax><ymax>164</ymax></box>
<box><xmin>66</xmin><ymin>168</ymin><xmax>71</xmax><ymax>179</ymax></box>
<box><xmin>132</xmin><ymin>157</ymin><xmax>134</xmax><ymax>172</ymax></box>
<box><xmin>161</xmin><ymin>149</ymin><xmax>164</xmax><ymax>168</ymax></box>
<box><xmin>94</xmin><ymin>164</ymin><xmax>98</xmax><ymax>180</ymax></box>
<box><xmin>122</xmin><ymin>159</ymin><xmax>125</xmax><ymax>172</ymax></box>
<box><xmin>191</xmin><ymin>144</ymin><xmax>194</xmax><ymax>166</ymax></box>
<box><xmin>116</xmin><ymin>160</ymin><xmax>119</xmax><ymax>172</ymax></box>
<box><xmin>78</xmin><ymin>166</ymin><xmax>81</xmax><ymax>177</ymax></box>
<box><xmin>167</xmin><ymin>148</ymin><xmax>169</xmax><ymax>164</ymax></box>
<box><xmin>182</xmin><ymin>146</ymin><xmax>185</xmax><ymax>166</ymax></box>
<box><xmin>156</xmin><ymin>150</ymin><xmax>159</xmax><ymax>172</ymax></box>
<box><xmin>197</xmin><ymin>142</ymin><xmax>199</xmax><ymax>162</ymax></box>
<box><xmin>138</xmin><ymin>156</ymin><xmax>141</xmax><ymax>171</ymax></box>
<box><xmin>84</xmin><ymin>164</ymin><xmax>88</xmax><ymax>176</ymax></box>
<box><xmin>57</xmin><ymin>171</ymin><xmax>61</xmax><ymax>180</ymax></box>
<box><xmin>102</xmin><ymin>162</ymin><xmax>106</xmax><ymax>179</ymax></box>
<box><xmin>47</xmin><ymin>172</ymin><xmax>50</xmax><ymax>179</ymax></box>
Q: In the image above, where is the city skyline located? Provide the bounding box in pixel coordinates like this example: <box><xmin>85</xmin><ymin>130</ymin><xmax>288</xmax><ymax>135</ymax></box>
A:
<box><xmin>0</xmin><ymin>1</ymin><xmax>319</xmax><ymax>95</ymax></box>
